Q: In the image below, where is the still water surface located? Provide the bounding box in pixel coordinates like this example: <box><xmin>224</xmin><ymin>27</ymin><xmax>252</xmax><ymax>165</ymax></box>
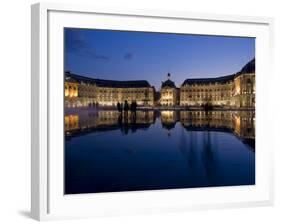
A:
<box><xmin>65</xmin><ymin>110</ymin><xmax>255</xmax><ymax>194</ymax></box>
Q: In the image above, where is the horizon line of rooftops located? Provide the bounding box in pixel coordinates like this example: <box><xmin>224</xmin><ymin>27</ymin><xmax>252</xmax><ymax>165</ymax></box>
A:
<box><xmin>65</xmin><ymin>58</ymin><xmax>255</xmax><ymax>89</ymax></box>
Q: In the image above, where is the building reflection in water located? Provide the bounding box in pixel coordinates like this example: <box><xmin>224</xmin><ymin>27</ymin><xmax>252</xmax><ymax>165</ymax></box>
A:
<box><xmin>177</xmin><ymin>121</ymin><xmax>219</xmax><ymax>186</ymax></box>
<box><xmin>180</xmin><ymin>110</ymin><xmax>255</xmax><ymax>140</ymax></box>
<box><xmin>65</xmin><ymin>109</ymin><xmax>255</xmax><ymax>194</ymax></box>
<box><xmin>65</xmin><ymin>109</ymin><xmax>255</xmax><ymax>148</ymax></box>
<box><xmin>65</xmin><ymin>110</ymin><xmax>156</xmax><ymax>137</ymax></box>
<box><xmin>173</xmin><ymin>110</ymin><xmax>255</xmax><ymax>187</ymax></box>
<box><xmin>160</xmin><ymin>111</ymin><xmax>179</xmax><ymax>137</ymax></box>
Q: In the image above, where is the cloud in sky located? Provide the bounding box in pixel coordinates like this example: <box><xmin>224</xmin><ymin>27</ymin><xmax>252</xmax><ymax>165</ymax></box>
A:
<box><xmin>65</xmin><ymin>29</ymin><xmax>110</xmax><ymax>61</ymax></box>
<box><xmin>65</xmin><ymin>28</ymin><xmax>255</xmax><ymax>90</ymax></box>
<box><xmin>124</xmin><ymin>52</ymin><xmax>134</xmax><ymax>60</ymax></box>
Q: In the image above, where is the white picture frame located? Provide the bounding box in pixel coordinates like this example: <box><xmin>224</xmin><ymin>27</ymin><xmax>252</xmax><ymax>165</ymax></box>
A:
<box><xmin>31</xmin><ymin>2</ymin><xmax>274</xmax><ymax>221</ymax></box>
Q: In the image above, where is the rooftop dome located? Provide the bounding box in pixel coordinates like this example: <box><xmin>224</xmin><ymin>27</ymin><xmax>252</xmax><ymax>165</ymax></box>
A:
<box><xmin>161</xmin><ymin>73</ymin><xmax>176</xmax><ymax>88</ymax></box>
<box><xmin>239</xmin><ymin>58</ymin><xmax>255</xmax><ymax>74</ymax></box>
<box><xmin>162</xmin><ymin>79</ymin><xmax>176</xmax><ymax>88</ymax></box>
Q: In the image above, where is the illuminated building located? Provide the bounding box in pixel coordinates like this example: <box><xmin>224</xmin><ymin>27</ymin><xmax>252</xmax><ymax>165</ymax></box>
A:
<box><xmin>65</xmin><ymin>76</ymin><xmax>79</xmax><ymax>98</ymax></box>
<box><xmin>64</xmin><ymin>72</ymin><xmax>155</xmax><ymax>107</ymax></box>
<box><xmin>64</xmin><ymin>76</ymin><xmax>79</xmax><ymax>108</ymax></box>
<box><xmin>65</xmin><ymin>58</ymin><xmax>255</xmax><ymax>109</ymax></box>
<box><xmin>232</xmin><ymin>59</ymin><xmax>255</xmax><ymax>108</ymax></box>
<box><xmin>160</xmin><ymin>73</ymin><xmax>178</xmax><ymax>106</ymax></box>
<box><xmin>180</xmin><ymin>59</ymin><xmax>255</xmax><ymax>108</ymax></box>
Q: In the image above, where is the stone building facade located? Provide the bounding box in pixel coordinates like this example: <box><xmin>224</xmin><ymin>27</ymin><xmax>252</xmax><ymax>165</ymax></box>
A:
<box><xmin>159</xmin><ymin>73</ymin><xmax>178</xmax><ymax>106</ymax></box>
<box><xmin>65</xmin><ymin>72</ymin><xmax>155</xmax><ymax>108</ymax></box>
<box><xmin>65</xmin><ymin>58</ymin><xmax>255</xmax><ymax>109</ymax></box>
<box><xmin>179</xmin><ymin>59</ymin><xmax>255</xmax><ymax>108</ymax></box>
<box><xmin>64</xmin><ymin>76</ymin><xmax>78</xmax><ymax>98</ymax></box>
<box><xmin>180</xmin><ymin>74</ymin><xmax>234</xmax><ymax>107</ymax></box>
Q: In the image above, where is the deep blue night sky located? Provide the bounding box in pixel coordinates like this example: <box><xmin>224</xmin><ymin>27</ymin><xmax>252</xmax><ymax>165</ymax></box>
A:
<box><xmin>64</xmin><ymin>28</ymin><xmax>255</xmax><ymax>90</ymax></box>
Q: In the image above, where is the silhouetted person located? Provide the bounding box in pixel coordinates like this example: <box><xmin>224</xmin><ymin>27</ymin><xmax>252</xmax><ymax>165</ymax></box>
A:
<box><xmin>118</xmin><ymin>113</ymin><xmax>123</xmax><ymax>126</ymax></box>
<box><xmin>203</xmin><ymin>103</ymin><xmax>213</xmax><ymax>116</ymax></box>
<box><xmin>130</xmin><ymin>101</ymin><xmax>137</xmax><ymax>113</ymax></box>
<box><xmin>122</xmin><ymin>107</ymin><xmax>129</xmax><ymax>135</ymax></box>
<box><xmin>131</xmin><ymin>111</ymin><xmax>137</xmax><ymax>124</ymax></box>
<box><xmin>124</xmin><ymin>100</ymin><xmax>129</xmax><ymax>112</ymax></box>
<box><xmin>117</xmin><ymin>102</ymin><xmax>122</xmax><ymax>112</ymax></box>
<box><xmin>120</xmin><ymin>103</ymin><xmax>124</xmax><ymax>113</ymax></box>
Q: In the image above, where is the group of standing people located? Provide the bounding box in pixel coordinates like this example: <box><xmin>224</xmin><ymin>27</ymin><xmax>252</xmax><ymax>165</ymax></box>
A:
<box><xmin>117</xmin><ymin>100</ymin><xmax>137</xmax><ymax>113</ymax></box>
<box><xmin>87</xmin><ymin>100</ymin><xmax>138</xmax><ymax>113</ymax></box>
<box><xmin>88</xmin><ymin>102</ymin><xmax>99</xmax><ymax>108</ymax></box>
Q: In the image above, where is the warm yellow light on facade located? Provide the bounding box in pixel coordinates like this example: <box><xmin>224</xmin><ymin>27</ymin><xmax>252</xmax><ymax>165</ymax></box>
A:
<box><xmin>161</xmin><ymin>111</ymin><xmax>173</xmax><ymax>117</ymax></box>
<box><xmin>233</xmin><ymin>114</ymin><xmax>241</xmax><ymax>135</ymax></box>
<box><xmin>65</xmin><ymin>82</ymin><xmax>78</xmax><ymax>98</ymax></box>
<box><xmin>235</xmin><ymin>86</ymin><xmax>241</xmax><ymax>95</ymax></box>
<box><xmin>65</xmin><ymin>114</ymin><xmax>79</xmax><ymax>130</ymax></box>
<box><xmin>65</xmin><ymin>89</ymin><xmax>69</xmax><ymax>97</ymax></box>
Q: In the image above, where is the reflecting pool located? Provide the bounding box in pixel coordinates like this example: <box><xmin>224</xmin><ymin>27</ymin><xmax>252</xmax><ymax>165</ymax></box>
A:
<box><xmin>65</xmin><ymin>110</ymin><xmax>255</xmax><ymax>194</ymax></box>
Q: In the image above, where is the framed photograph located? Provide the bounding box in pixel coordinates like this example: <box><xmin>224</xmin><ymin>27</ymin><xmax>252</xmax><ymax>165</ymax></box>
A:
<box><xmin>31</xmin><ymin>2</ymin><xmax>274</xmax><ymax>221</ymax></box>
